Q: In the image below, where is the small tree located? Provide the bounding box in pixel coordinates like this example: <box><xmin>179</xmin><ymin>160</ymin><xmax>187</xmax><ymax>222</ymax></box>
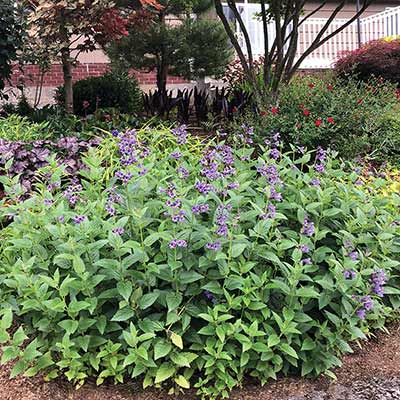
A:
<box><xmin>23</xmin><ymin>0</ymin><xmax>142</xmax><ymax>113</ymax></box>
<box><xmin>107</xmin><ymin>0</ymin><xmax>233</xmax><ymax>95</ymax></box>
<box><xmin>214</xmin><ymin>0</ymin><xmax>373</xmax><ymax>103</ymax></box>
<box><xmin>0</xmin><ymin>1</ymin><xmax>24</xmax><ymax>100</ymax></box>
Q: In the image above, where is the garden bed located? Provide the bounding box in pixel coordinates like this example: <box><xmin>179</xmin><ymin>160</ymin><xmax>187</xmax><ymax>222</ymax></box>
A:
<box><xmin>0</xmin><ymin>324</ymin><xmax>399</xmax><ymax>400</ymax></box>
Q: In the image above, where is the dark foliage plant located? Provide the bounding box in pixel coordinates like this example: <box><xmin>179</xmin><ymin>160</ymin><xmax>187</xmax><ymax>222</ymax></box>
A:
<box><xmin>334</xmin><ymin>39</ymin><xmax>400</xmax><ymax>85</ymax></box>
<box><xmin>0</xmin><ymin>126</ymin><xmax>399</xmax><ymax>399</ymax></box>
<box><xmin>0</xmin><ymin>136</ymin><xmax>100</xmax><ymax>193</ymax></box>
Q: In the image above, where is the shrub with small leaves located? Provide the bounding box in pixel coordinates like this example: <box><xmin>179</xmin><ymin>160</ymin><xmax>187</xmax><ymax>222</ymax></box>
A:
<box><xmin>335</xmin><ymin>39</ymin><xmax>400</xmax><ymax>85</ymax></box>
<box><xmin>0</xmin><ymin>127</ymin><xmax>399</xmax><ymax>398</ymax></box>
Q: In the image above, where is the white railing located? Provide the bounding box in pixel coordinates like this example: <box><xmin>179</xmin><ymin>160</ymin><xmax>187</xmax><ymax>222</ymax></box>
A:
<box><xmin>227</xmin><ymin>5</ymin><xmax>400</xmax><ymax>69</ymax></box>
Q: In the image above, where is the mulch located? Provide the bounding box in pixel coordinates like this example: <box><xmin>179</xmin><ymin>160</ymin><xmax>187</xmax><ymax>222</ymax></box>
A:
<box><xmin>1</xmin><ymin>324</ymin><xmax>400</xmax><ymax>400</ymax></box>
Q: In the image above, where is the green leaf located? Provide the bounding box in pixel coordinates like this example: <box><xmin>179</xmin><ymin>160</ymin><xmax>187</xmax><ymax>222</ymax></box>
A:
<box><xmin>10</xmin><ymin>360</ymin><xmax>27</xmax><ymax>378</ymax></box>
<box><xmin>231</xmin><ymin>243</ymin><xmax>247</xmax><ymax>258</ymax></box>
<box><xmin>180</xmin><ymin>271</ymin><xmax>203</xmax><ymax>284</ymax></box>
<box><xmin>154</xmin><ymin>341</ymin><xmax>172</xmax><ymax>360</ymax></box>
<box><xmin>175</xmin><ymin>375</ymin><xmax>190</xmax><ymax>389</ymax></box>
<box><xmin>296</xmin><ymin>287</ymin><xmax>319</xmax><ymax>298</ymax></box>
<box><xmin>216</xmin><ymin>325</ymin><xmax>225</xmax><ymax>342</ymax></box>
<box><xmin>72</xmin><ymin>255</ymin><xmax>85</xmax><ymax>275</ymax></box>
<box><xmin>154</xmin><ymin>362</ymin><xmax>175</xmax><ymax>384</ymax></box>
<box><xmin>300</xmin><ymin>338</ymin><xmax>316</xmax><ymax>351</ymax></box>
<box><xmin>1</xmin><ymin>346</ymin><xmax>18</xmax><ymax>364</ymax></box>
<box><xmin>267</xmin><ymin>334</ymin><xmax>280</xmax><ymax>348</ymax></box>
<box><xmin>166</xmin><ymin>293</ymin><xmax>182</xmax><ymax>312</ymax></box>
<box><xmin>144</xmin><ymin>233</ymin><xmax>160</xmax><ymax>246</ymax></box>
<box><xmin>58</xmin><ymin>320</ymin><xmax>79</xmax><ymax>335</ymax></box>
<box><xmin>279</xmin><ymin>343</ymin><xmax>298</xmax><ymax>359</ymax></box>
<box><xmin>117</xmin><ymin>281</ymin><xmax>133</xmax><ymax>303</ymax></box>
<box><xmin>170</xmin><ymin>332</ymin><xmax>183</xmax><ymax>349</ymax></box>
<box><xmin>111</xmin><ymin>308</ymin><xmax>134</xmax><ymax>322</ymax></box>
<box><xmin>13</xmin><ymin>327</ymin><xmax>28</xmax><ymax>346</ymax></box>
<box><xmin>138</xmin><ymin>292</ymin><xmax>159</xmax><ymax>310</ymax></box>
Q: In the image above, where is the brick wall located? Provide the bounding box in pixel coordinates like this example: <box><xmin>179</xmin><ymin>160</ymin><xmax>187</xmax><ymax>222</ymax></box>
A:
<box><xmin>10</xmin><ymin>63</ymin><xmax>189</xmax><ymax>87</ymax></box>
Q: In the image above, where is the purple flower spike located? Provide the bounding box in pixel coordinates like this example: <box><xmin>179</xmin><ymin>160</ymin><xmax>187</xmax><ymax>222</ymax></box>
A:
<box><xmin>356</xmin><ymin>308</ymin><xmax>366</xmax><ymax>320</ymax></box>
<box><xmin>170</xmin><ymin>151</ymin><xmax>182</xmax><ymax>159</ymax></box>
<box><xmin>343</xmin><ymin>269</ymin><xmax>357</xmax><ymax>280</ymax></box>
<box><xmin>169</xmin><ymin>239</ymin><xmax>187</xmax><ymax>249</ymax></box>
<box><xmin>301</xmin><ymin>216</ymin><xmax>315</xmax><ymax>237</ymax></box>
<box><xmin>370</xmin><ymin>269</ymin><xmax>387</xmax><ymax>297</ymax></box>
<box><xmin>301</xmin><ymin>258</ymin><xmax>312</xmax><ymax>265</ymax></box>
<box><xmin>73</xmin><ymin>215</ymin><xmax>86</xmax><ymax>224</ymax></box>
<box><xmin>347</xmin><ymin>251</ymin><xmax>359</xmax><ymax>261</ymax></box>
<box><xmin>361</xmin><ymin>295</ymin><xmax>374</xmax><ymax>311</ymax></box>
<box><xmin>299</xmin><ymin>244</ymin><xmax>310</xmax><ymax>253</ymax></box>
<box><xmin>112</xmin><ymin>227</ymin><xmax>125</xmax><ymax>235</ymax></box>
<box><xmin>206</xmin><ymin>241</ymin><xmax>222</xmax><ymax>251</ymax></box>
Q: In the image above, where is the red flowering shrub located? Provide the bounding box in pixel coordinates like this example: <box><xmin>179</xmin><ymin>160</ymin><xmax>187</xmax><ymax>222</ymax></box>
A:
<box><xmin>229</xmin><ymin>75</ymin><xmax>400</xmax><ymax>163</ymax></box>
<box><xmin>334</xmin><ymin>39</ymin><xmax>400</xmax><ymax>85</ymax></box>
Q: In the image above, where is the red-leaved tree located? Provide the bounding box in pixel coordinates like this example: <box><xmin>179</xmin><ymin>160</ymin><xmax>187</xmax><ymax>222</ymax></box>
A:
<box><xmin>24</xmin><ymin>0</ymin><xmax>159</xmax><ymax>113</ymax></box>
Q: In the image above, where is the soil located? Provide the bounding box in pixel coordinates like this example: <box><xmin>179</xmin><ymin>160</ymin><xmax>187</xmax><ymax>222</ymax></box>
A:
<box><xmin>1</xmin><ymin>325</ymin><xmax>400</xmax><ymax>400</ymax></box>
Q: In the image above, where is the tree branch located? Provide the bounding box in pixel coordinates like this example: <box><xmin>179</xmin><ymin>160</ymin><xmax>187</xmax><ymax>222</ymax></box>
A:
<box><xmin>214</xmin><ymin>0</ymin><xmax>251</xmax><ymax>79</ymax></box>
<box><xmin>288</xmin><ymin>0</ymin><xmax>372</xmax><ymax>76</ymax></box>
<box><xmin>227</xmin><ymin>0</ymin><xmax>254</xmax><ymax>67</ymax></box>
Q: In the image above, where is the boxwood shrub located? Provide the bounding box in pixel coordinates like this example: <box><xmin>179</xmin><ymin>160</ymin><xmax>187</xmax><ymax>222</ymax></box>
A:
<box><xmin>0</xmin><ymin>127</ymin><xmax>399</xmax><ymax>398</ymax></box>
<box><xmin>55</xmin><ymin>72</ymin><xmax>142</xmax><ymax>116</ymax></box>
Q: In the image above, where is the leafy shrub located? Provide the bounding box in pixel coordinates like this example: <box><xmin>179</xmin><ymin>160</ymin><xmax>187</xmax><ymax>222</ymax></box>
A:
<box><xmin>56</xmin><ymin>72</ymin><xmax>142</xmax><ymax>116</ymax></box>
<box><xmin>230</xmin><ymin>75</ymin><xmax>400</xmax><ymax>163</ymax></box>
<box><xmin>334</xmin><ymin>39</ymin><xmax>400</xmax><ymax>85</ymax></box>
<box><xmin>0</xmin><ymin>127</ymin><xmax>399</xmax><ymax>398</ymax></box>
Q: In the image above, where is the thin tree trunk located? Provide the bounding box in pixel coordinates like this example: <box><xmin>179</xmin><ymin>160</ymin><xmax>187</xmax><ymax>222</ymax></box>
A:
<box><xmin>157</xmin><ymin>63</ymin><xmax>168</xmax><ymax>94</ymax></box>
<box><xmin>61</xmin><ymin>50</ymin><xmax>73</xmax><ymax>114</ymax></box>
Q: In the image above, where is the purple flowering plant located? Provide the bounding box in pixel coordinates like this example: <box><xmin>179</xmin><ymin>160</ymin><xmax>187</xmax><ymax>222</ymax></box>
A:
<box><xmin>0</xmin><ymin>124</ymin><xmax>399</xmax><ymax>399</ymax></box>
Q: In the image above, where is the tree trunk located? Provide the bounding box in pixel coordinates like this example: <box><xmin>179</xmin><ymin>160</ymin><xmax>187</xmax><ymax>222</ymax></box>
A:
<box><xmin>157</xmin><ymin>62</ymin><xmax>167</xmax><ymax>95</ymax></box>
<box><xmin>59</xmin><ymin>9</ymin><xmax>73</xmax><ymax>114</ymax></box>
<box><xmin>61</xmin><ymin>49</ymin><xmax>74</xmax><ymax>114</ymax></box>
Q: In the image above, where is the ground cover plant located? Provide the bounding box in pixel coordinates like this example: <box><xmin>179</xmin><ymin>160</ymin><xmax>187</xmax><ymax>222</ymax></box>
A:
<box><xmin>0</xmin><ymin>125</ymin><xmax>399</xmax><ymax>398</ymax></box>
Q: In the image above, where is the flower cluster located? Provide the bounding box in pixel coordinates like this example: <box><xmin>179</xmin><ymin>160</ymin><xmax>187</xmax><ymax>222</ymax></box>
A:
<box><xmin>264</xmin><ymin>133</ymin><xmax>281</xmax><ymax>160</ymax></box>
<box><xmin>314</xmin><ymin>147</ymin><xmax>327</xmax><ymax>173</ymax></box>
<box><xmin>161</xmin><ymin>183</ymin><xmax>186</xmax><ymax>224</ymax></box>
<box><xmin>168</xmin><ymin>239</ymin><xmax>187</xmax><ymax>249</ymax></box>
<box><xmin>200</xmin><ymin>145</ymin><xmax>235</xmax><ymax>181</ymax></box>
<box><xmin>257</xmin><ymin>161</ymin><xmax>283</xmax><ymax>220</ymax></box>
<box><xmin>105</xmin><ymin>188</ymin><xmax>123</xmax><ymax>216</ymax></box>
<box><xmin>112</xmin><ymin>227</ymin><xmax>125</xmax><ymax>235</ymax></box>
<box><xmin>192</xmin><ymin>204</ymin><xmax>210</xmax><ymax>215</ymax></box>
<box><xmin>301</xmin><ymin>215</ymin><xmax>315</xmax><ymax>237</ymax></box>
<box><xmin>73</xmin><ymin>215</ymin><xmax>86</xmax><ymax>224</ymax></box>
<box><xmin>172</xmin><ymin>125</ymin><xmax>188</xmax><ymax>145</ymax></box>
<box><xmin>64</xmin><ymin>183</ymin><xmax>83</xmax><ymax>206</ymax></box>
<box><xmin>215</xmin><ymin>205</ymin><xmax>231</xmax><ymax>237</ymax></box>
<box><xmin>355</xmin><ymin>295</ymin><xmax>374</xmax><ymax>320</ymax></box>
<box><xmin>370</xmin><ymin>269</ymin><xmax>387</xmax><ymax>297</ymax></box>
<box><xmin>238</xmin><ymin>124</ymin><xmax>254</xmax><ymax>145</ymax></box>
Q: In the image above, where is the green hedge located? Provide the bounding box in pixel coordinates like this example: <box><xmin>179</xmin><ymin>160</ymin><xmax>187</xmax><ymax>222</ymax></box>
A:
<box><xmin>55</xmin><ymin>72</ymin><xmax>142</xmax><ymax>116</ymax></box>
